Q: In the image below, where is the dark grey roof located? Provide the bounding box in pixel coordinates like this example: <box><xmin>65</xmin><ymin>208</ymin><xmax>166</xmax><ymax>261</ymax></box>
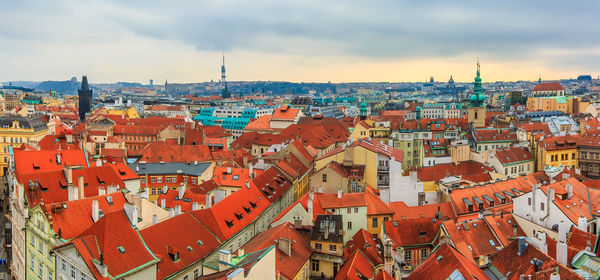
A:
<box><xmin>128</xmin><ymin>162</ymin><xmax>212</xmax><ymax>176</ymax></box>
<box><xmin>0</xmin><ymin>115</ymin><xmax>47</xmax><ymax>132</ymax></box>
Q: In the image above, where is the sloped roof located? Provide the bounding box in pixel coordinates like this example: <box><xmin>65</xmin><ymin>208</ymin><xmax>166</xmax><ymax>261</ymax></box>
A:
<box><xmin>389</xmin><ymin>201</ymin><xmax>456</xmax><ymax>221</ymax></box>
<box><xmin>138</xmin><ymin>142</ymin><xmax>212</xmax><ymax>163</ymax></box>
<box><xmin>417</xmin><ymin>161</ymin><xmax>493</xmax><ymax>183</ymax></box>
<box><xmin>495</xmin><ymin>146</ymin><xmax>534</xmax><ymax>165</ymax></box>
<box><xmin>344</xmin><ymin>228</ymin><xmax>383</xmax><ymax>265</ymax></box>
<box><xmin>490</xmin><ymin>239</ymin><xmax>584</xmax><ymax>280</ymax></box>
<box><xmin>533</xmin><ymin>82</ymin><xmax>565</xmax><ymax>91</ymax></box>
<box><xmin>334</xmin><ymin>250</ymin><xmax>375</xmax><ymax>280</ymax></box>
<box><xmin>44</xmin><ymin>192</ymin><xmax>127</xmax><ymax>240</ymax></box>
<box><xmin>64</xmin><ymin>211</ymin><xmax>158</xmax><ymax>279</ymax></box>
<box><xmin>189</xmin><ymin>182</ymin><xmax>271</xmax><ymax>241</ymax></box>
<box><xmin>242</xmin><ymin>222</ymin><xmax>312</xmax><ymax>280</ymax></box>
<box><xmin>408</xmin><ymin>244</ymin><xmax>489</xmax><ymax>280</ymax></box>
<box><xmin>385</xmin><ymin>218</ymin><xmax>440</xmax><ymax>247</ymax></box>
<box><xmin>140</xmin><ymin>212</ymin><xmax>222</xmax><ymax>279</ymax></box>
<box><xmin>442</xmin><ymin>219</ymin><xmax>502</xmax><ymax>260</ymax></box>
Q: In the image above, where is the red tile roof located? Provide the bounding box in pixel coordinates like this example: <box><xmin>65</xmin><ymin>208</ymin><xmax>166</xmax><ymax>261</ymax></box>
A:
<box><xmin>539</xmin><ymin>178</ymin><xmax>593</xmax><ymax>224</ymax></box>
<box><xmin>272</xmin><ymin>105</ymin><xmax>301</xmax><ymax>120</ymax></box>
<box><xmin>13</xmin><ymin>149</ymin><xmax>88</xmax><ymax>176</ymax></box>
<box><xmin>344</xmin><ymin>229</ymin><xmax>383</xmax><ymax>265</ymax></box>
<box><xmin>351</xmin><ymin>138</ymin><xmax>403</xmax><ymax>161</ymax></box>
<box><xmin>138</xmin><ymin>142</ymin><xmax>212</xmax><ymax>163</ymax></box>
<box><xmin>44</xmin><ymin>192</ymin><xmax>127</xmax><ymax>239</ymax></box>
<box><xmin>334</xmin><ymin>250</ymin><xmax>375</xmax><ymax>280</ymax></box>
<box><xmin>483</xmin><ymin>213</ymin><xmax>525</xmax><ymax>246</ymax></box>
<box><xmin>365</xmin><ymin>191</ymin><xmax>394</xmax><ymax>216</ymax></box>
<box><xmin>271</xmin><ymin>192</ymin><xmax>328</xmax><ymax>224</ymax></box>
<box><xmin>494</xmin><ymin>146</ymin><xmax>534</xmax><ymax>165</ymax></box>
<box><xmin>442</xmin><ymin>219</ymin><xmax>502</xmax><ymax>260</ymax></box>
<box><xmin>533</xmin><ymin>82</ymin><xmax>565</xmax><ymax>91</ymax></box>
<box><xmin>156</xmin><ymin>188</ymin><xmax>206</xmax><ymax>212</ymax></box>
<box><xmin>20</xmin><ymin>165</ymin><xmax>127</xmax><ymax>206</ymax></box>
<box><xmin>140</xmin><ymin>212</ymin><xmax>222</xmax><ymax>279</ymax></box>
<box><xmin>416</xmin><ymin>161</ymin><xmax>493</xmax><ymax>183</ymax></box>
<box><xmin>243</xmin><ymin>115</ymin><xmax>272</xmax><ymax>131</ymax></box>
<box><xmin>317</xmin><ymin>192</ymin><xmax>367</xmax><ymax>209</ymax></box>
<box><xmin>190</xmin><ymin>181</ymin><xmax>271</xmax><ymax>241</ymax></box>
<box><xmin>490</xmin><ymin>239</ymin><xmax>584</xmax><ymax>280</ymax></box>
<box><xmin>241</xmin><ymin>222</ymin><xmax>312</xmax><ymax>280</ymax></box>
<box><xmin>539</xmin><ymin>134</ymin><xmax>580</xmax><ymax>151</ymax></box>
<box><xmin>212</xmin><ymin>166</ymin><xmax>253</xmax><ymax>188</ymax></box>
<box><xmin>63</xmin><ymin>211</ymin><xmax>159</xmax><ymax>279</ymax></box>
<box><xmin>516</xmin><ymin>122</ymin><xmax>551</xmax><ymax>135</ymax></box>
<box><xmin>408</xmin><ymin>244</ymin><xmax>489</xmax><ymax>280</ymax></box>
<box><xmin>253</xmin><ymin>167</ymin><xmax>292</xmax><ymax>203</ymax></box>
<box><xmin>384</xmin><ymin>218</ymin><xmax>441</xmax><ymax>247</ymax></box>
<box><xmin>449</xmin><ymin>176</ymin><xmax>534</xmax><ymax>216</ymax></box>
<box><xmin>37</xmin><ymin>135</ymin><xmax>79</xmax><ymax>150</ymax></box>
<box><xmin>472</xmin><ymin>128</ymin><xmax>517</xmax><ymax>143</ymax></box>
<box><xmin>389</xmin><ymin>202</ymin><xmax>456</xmax><ymax>221</ymax></box>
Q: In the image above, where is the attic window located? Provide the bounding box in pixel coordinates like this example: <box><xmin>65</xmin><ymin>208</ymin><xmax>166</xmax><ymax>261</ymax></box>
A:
<box><xmin>225</xmin><ymin>220</ymin><xmax>234</xmax><ymax>228</ymax></box>
<box><xmin>118</xmin><ymin>246</ymin><xmax>125</xmax><ymax>254</ymax></box>
<box><xmin>232</xmin><ymin>175</ymin><xmax>239</xmax><ymax>180</ymax></box>
<box><xmin>249</xmin><ymin>201</ymin><xmax>257</xmax><ymax>209</ymax></box>
<box><xmin>106</xmin><ymin>196</ymin><xmax>113</xmax><ymax>205</ymax></box>
<box><xmin>235</xmin><ymin>213</ymin><xmax>244</xmax><ymax>221</ymax></box>
<box><xmin>187</xmin><ymin>246</ymin><xmax>193</xmax><ymax>252</ymax></box>
<box><xmin>243</xmin><ymin>206</ymin><xmax>252</xmax><ymax>214</ymax></box>
<box><xmin>197</xmin><ymin>240</ymin><xmax>203</xmax><ymax>246</ymax></box>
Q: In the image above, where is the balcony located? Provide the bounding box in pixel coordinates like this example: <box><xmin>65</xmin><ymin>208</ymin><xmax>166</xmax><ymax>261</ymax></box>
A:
<box><xmin>377</xmin><ymin>179</ymin><xmax>389</xmax><ymax>186</ymax></box>
<box><xmin>377</xmin><ymin>165</ymin><xmax>389</xmax><ymax>172</ymax></box>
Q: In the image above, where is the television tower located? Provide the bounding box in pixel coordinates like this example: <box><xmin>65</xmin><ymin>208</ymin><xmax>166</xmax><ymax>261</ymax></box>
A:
<box><xmin>220</xmin><ymin>52</ymin><xmax>231</xmax><ymax>98</ymax></box>
<box><xmin>220</xmin><ymin>52</ymin><xmax>227</xmax><ymax>83</ymax></box>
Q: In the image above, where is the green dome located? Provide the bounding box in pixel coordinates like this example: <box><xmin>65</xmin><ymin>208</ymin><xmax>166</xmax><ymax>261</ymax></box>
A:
<box><xmin>416</xmin><ymin>106</ymin><xmax>422</xmax><ymax>111</ymax></box>
<box><xmin>470</xmin><ymin>94</ymin><xmax>478</xmax><ymax>102</ymax></box>
<box><xmin>478</xmin><ymin>94</ymin><xmax>486</xmax><ymax>102</ymax></box>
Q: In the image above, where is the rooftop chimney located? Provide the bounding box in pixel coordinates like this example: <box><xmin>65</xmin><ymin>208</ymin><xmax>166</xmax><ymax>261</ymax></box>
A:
<box><xmin>169</xmin><ymin>208</ymin><xmax>175</xmax><ymax>218</ymax></box>
<box><xmin>324</xmin><ymin>221</ymin><xmax>330</xmax><ymax>240</ymax></box>
<box><xmin>192</xmin><ymin>202</ymin><xmax>199</xmax><ymax>211</ymax></box>
<box><xmin>566</xmin><ymin>184</ymin><xmax>573</xmax><ymax>199</ymax></box>
<box><xmin>577</xmin><ymin>215</ymin><xmax>587</xmax><ymax>232</ymax></box>
<box><xmin>178</xmin><ymin>185</ymin><xmax>185</xmax><ymax>200</ymax></box>
<box><xmin>517</xmin><ymin>237</ymin><xmax>528</xmax><ymax>256</ymax></box>
<box><xmin>91</xmin><ymin>200</ymin><xmax>99</xmax><ymax>222</ymax></box>
<box><xmin>123</xmin><ymin>203</ymin><xmax>138</xmax><ymax>226</ymax></box>
<box><xmin>78</xmin><ymin>176</ymin><xmax>85</xmax><ymax>200</ymax></box>
<box><xmin>175</xmin><ymin>205</ymin><xmax>181</xmax><ymax>216</ymax></box>
<box><xmin>152</xmin><ymin>214</ymin><xmax>158</xmax><ymax>225</ymax></box>
<box><xmin>206</xmin><ymin>194</ymin><xmax>212</xmax><ymax>208</ymax></box>
<box><xmin>556</xmin><ymin>241</ymin><xmax>567</xmax><ymax>266</ymax></box>
<box><xmin>337</xmin><ymin>189</ymin><xmax>342</xmax><ymax>199</ymax></box>
<box><xmin>98</xmin><ymin>187</ymin><xmax>106</xmax><ymax>196</ymax></box>
<box><xmin>161</xmin><ymin>198</ymin><xmax>166</xmax><ymax>209</ymax></box>
<box><xmin>307</xmin><ymin>192</ymin><xmax>314</xmax><ymax>223</ymax></box>
<box><xmin>237</xmin><ymin>248</ymin><xmax>245</xmax><ymax>257</ymax></box>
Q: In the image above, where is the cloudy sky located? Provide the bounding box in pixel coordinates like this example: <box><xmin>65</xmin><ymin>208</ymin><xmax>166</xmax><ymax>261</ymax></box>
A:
<box><xmin>1</xmin><ymin>0</ymin><xmax>598</xmax><ymax>83</ymax></box>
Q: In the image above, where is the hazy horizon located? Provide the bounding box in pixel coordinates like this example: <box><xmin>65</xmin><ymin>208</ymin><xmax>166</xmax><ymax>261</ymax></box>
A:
<box><xmin>1</xmin><ymin>0</ymin><xmax>599</xmax><ymax>84</ymax></box>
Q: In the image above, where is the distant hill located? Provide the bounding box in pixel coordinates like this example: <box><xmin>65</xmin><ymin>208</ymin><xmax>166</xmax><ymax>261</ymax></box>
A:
<box><xmin>36</xmin><ymin>80</ymin><xmax>80</xmax><ymax>94</ymax></box>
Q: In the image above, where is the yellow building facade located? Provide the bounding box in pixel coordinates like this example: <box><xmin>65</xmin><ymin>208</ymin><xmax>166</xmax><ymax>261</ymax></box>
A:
<box><xmin>536</xmin><ymin>135</ymin><xmax>578</xmax><ymax>171</ymax></box>
<box><xmin>0</xmin><ymin>115</ymin><xmax>48</xmax><ymax>175</ymax></box>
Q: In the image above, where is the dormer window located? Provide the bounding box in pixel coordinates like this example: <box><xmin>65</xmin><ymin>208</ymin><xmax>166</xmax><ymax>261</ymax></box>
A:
<box><xmin>225</xmin><ymin>220</ymin><xmax>234</xmax><ymax>228</ymax></box>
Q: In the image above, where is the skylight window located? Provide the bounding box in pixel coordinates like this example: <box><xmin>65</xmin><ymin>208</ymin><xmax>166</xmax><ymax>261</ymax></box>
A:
<box><xmin>489</xmin><ymin>240</ymin><xmax>496</xmax><ymax>246</ymax></box>
<box><xmin>118</xmin><ymin>246</ymin><xmax>125</xmax><ymax>254</ymax></box>
<box><xmin>197</xmin><ymin>240</ymin><xmax>203</xmax><ymax>246</ymax></box>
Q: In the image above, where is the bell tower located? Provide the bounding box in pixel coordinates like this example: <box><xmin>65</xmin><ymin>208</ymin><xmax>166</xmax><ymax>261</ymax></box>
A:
<box><xmin>468</xmin><ymin>59</ymin><xmax>486</xmax><ymax>128</ymax></box>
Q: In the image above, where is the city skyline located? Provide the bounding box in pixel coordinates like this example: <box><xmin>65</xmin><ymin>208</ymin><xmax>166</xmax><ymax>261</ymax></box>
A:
<box><xmin>1</xmin><ymin>0</ymin><xmax>599</xmax><ymax>83</ymax></box>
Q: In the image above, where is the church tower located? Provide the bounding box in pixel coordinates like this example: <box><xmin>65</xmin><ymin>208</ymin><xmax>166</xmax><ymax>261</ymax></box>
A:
<box><xmin>78</xmin><ymin>75</ymin><xmax>93</xmax><ymax>121</ymax></box>
<box><xmin>359</xmin><ymin>98</ymin><xmax>369</xmax><ymax>120</ymax></box>
<box><xmin>467</xmin><ymin>60</ymin><xmax>486</xmax><ymax>128</ymax></box>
